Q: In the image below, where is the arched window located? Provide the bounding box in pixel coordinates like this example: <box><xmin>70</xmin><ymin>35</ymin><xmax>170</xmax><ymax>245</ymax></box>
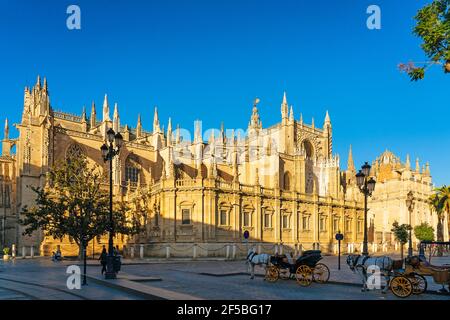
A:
<box><xmin>283</xmin><ymin>172</ymin><xmax>292</xmax><ymax>190</ymax></box>
<box><xmin>302</xmin><ymin>140</ymin><xmax>314</xmax><ymax>159</ymax></box>
<box><xmin>125</xmin><ymin>154</ymin><xmax>141</xmax><ymax>183</ymax></box>
<box><xmin>66</xmin><ymin>144</ymin><xmax>85</xmax><ymax>161</ymax></box>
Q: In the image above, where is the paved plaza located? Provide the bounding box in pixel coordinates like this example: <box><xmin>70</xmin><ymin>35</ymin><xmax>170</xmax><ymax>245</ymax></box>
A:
<box><xmin>0</xmin><ymin>255</ymin><xmax>449</xmax><ymax>300</ymax></box>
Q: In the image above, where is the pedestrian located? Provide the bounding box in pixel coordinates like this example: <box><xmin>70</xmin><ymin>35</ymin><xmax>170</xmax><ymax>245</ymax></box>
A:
<box><xmin>99</xmin><ymin>246</ymin><xmax>107</xmax><ymax>275</ymax></box>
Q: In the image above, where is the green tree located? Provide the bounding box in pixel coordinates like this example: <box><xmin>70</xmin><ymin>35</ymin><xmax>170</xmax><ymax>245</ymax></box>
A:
<box><xmin>435</xmin><ymin>185</ymin><xmax>450</xmax><ymax>241</ymax></box>
<box><xmin>429</xmin><ymin>187</ymin><xmax>449</xmax><ymax>242</ymax></box>
<box><xmin>391</xmin><ymin>221</ymin><xmax>412</xmax><ymax>261</ymax></box>
<box><xmin>19</xmin><ymin>154</ymin><xmax>142</xmax><ymax>260</ymax></box>
<box><xmin>414</xmin><ymin>222</ymin><xmax>435</xmax><ymax>242</ymax></box>
<box><xmin>399</xmin><ymin>0</ymin><xmax>450</xmax><ymax>80</ymax></box>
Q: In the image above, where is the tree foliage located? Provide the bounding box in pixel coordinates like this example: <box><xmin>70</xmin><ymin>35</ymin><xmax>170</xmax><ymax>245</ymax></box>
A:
<box><xmin>400</xmin><ymin>0</ymin><xmax>450</xmax><ymax>80</ymax></box>
<box><xmin>19</xmin><ymin>154</ymin><xmax>142</xmax><ymax>255</ymax></box>
<box><xmin>391</xmin><ymin>221</ymin><xmax>411</xmax><ymax>245</ymax></box>
<box><xmin>414</xmin><ymin>222</ymin><xmax>435</xmax><ymax>242</ymax></box>
<box><xmin>429</xmin><ymin>185</ymin><xmax>450</xmax><ymax>241</ymax></box>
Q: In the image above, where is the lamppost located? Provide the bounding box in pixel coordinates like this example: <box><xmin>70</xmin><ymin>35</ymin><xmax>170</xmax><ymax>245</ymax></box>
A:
<box><xmin>406</xmin><ymin>191</ymin><xmax>415</xmax><ymax>257</ymax></box>
<box><xmin>100</xmin><ymin>128</ymin><xmax>123</xmax><ymax>280</ymax></box>
<box><xmin>356</xmin><ymin>162</ymin><xmax>376</xmax><ymax>256</ymax></box>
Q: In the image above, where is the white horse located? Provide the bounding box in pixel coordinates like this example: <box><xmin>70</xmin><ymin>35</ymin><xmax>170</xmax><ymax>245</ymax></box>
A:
<box><xmin>246</xmin><ymin>248</ymin><xmax>271</xmax><ymax>280</ymax></box>
<box><xmin>346</xmin><ymin>254</ymin><xmax>394</xmax><ymax>293</ymax></box>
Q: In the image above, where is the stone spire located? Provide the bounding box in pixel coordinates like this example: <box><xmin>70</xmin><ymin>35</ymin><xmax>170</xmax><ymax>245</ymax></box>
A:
<box><xmin>266</xmin><ymin>136</ymin><xmax>272</xmax><ymax>156</ymax></box>
<box><xmin>415</xmin><ymin>158</ymin><xmax>420</xmax><ymax>173</ymax></box>
<box><xmin>43</xmin><ymin>77</ymin><xmax>48</xmax><ymax>92</ymax></box>
<box><xmin>405</xmin><ymin>154</ymin><xmax>411</xmax><ymax>170</ymax></box>
<box><xmin>176</xmin><ymin>124</ymin><xmax>181</xmax><ymax>144</ymax></box>
<box><xmin>255</xmin><ymin>168</ymin><xmax>259</xmax><ymax>185</ymax></box>
<box><xmin>311</xmin><ymin>117</ymin><xmax>315</xmax><ymax>130</ymax></box>
<box><xmin>220</xmin><ymin>122</ymin><xmax>225</xmax><ymax>144</ymax></box>
<box><xmin>324</xmin><ymin>110</ymin><xmax>331</xmax><ymax>126</ymax></box>
<box><xmin>102</xmin><ymin>94</ymin><xmax>110</xmax><ymax>122</ymax></box>
<box><xmin>194</xmin><ymin>120</ymin><xmax>202</xmax><ymax>143</ymax></box>
<box><xmin>299</xmin><ymin>113</ymin><xmax>303</xmax><ymax>126</ymax></box>
<box><xmin>81</xmin><ymin>106</ymin><xmax>87</xmax><ymax>122</ymax></box>
<box><xmin>249</xmin><ymin>98</ymin><xmax>262</xmax><ymax>130</ymax></box>
<box><xmin>90</xmin><ymin>101</ymin><xmax>96</xmax><ymax>128</ymax></box>
<box><xmin>136</xmin><ymin>114</ymin><xmax>142</xmax><ymax>138</ymax></box>
<box><xmin>153</xmin><ymin>106</ymin><xmax>161</xmax><ymax>133</ymax></box>
<box><xmin>81</xmin><ymin>106</ymin><xmax>87</xmax><ymax>132</ymax></box>
<box><xmin>281</xmin><ymin>91</ymin><xmax>288</xmax><ymax>122</ymax></box>
<box><xmin>167</xmin><ymin>117</ymin><xmax>172</xmax><ymax>146</ymax></box>
<box><xmin>4</xmin><ymin>118</ymin><xmax>9</xmax><ymax>140</ymax></box>
<box><xmin>113</xmin><ymin>103</ymin><xmax>120</xmax><ymax>133</ymax></box>
<box><xmin>425</xmin><ymin>162</ymin><xmax>430</xmax><ymax>175</ymax></box>
<box><xmin>347</xmin><ymin>145</ymin><xmax>355</xmax><ymax>172</ymax></box>
<box><xmin>289</xmin><ymin>105</ymin><xmax>294</xmax><ymax>123</ymax></box>
<box><xmin>232</xmin><ymin>148</ymin><xmax>239</xmax><ymax>183</ymax></box>
<box><xmin>36</xmin><ymin>75</ymin><xmax>41</xmax><ymax>89</ymax></box>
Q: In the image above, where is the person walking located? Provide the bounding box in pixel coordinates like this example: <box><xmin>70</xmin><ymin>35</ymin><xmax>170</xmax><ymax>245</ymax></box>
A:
<box><xmin>99</xmin><ymin>246</ymin><xmax>107</xmax><ymax>275</ymax></box>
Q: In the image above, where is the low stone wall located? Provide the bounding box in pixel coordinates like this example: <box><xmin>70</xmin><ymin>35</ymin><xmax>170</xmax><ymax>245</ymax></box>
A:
<box><xmin>28</xmin><ymin>240</ymin><xmax>408</xmax><ymax>258</ymax></box>
<box><xmin>120</xmin><ymin>241</ymin><xmax>407</xmax><ymax>260</ymax></box>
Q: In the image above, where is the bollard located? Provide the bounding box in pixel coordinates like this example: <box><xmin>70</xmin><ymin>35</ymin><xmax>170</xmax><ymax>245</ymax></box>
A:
<box><xmin>193</xmin><ymin>244</ymin><xmax>197</xmax><ymax>260</ymax></box>
<box><xmin>257</xmin><ymin>244</ymin><xmax>262</xmax><ymax>255</ymax></box>
<box><xmin>232</xmin><ymin>244</ymin><xmax>236</xmax><ymax>260</ymax></box>
<box><xmin>140</xmin><ymin>244</ymin><xmax>144</xmax><ymax>259</ymax></box>
<box><xmin>130</xmin><ymin>246</ymin><xmax>135</xmax><ymax>259</ymax></box>
<box><xmin>30</xmin><ymin>246</ymin><xmax>34</xmax><ymax>258</ymax></box>
<box><xmin>226</xmin><ymin>244</ymin><xmax>230</xmax><ymax>260</ymax></box>
<box><xmin>274</xmin><ymin>244</ymin><xmax>278</xmax><ymax>255</ymax></box>
<box><xmin>12</xmin><ymin>244</ymin><xmax>16</xmax><ymax>258</ymax></box>
<box><xmin>166</xmin><ymin>246</ymin><xmax>170</xmax><ymax>259</ymax></box>
<box><xmin>394</xmin><ymin>242</ymin><xmax>398</xmax><ymax>251</ymax></box>
<box><xmin>22</xmin><ymin>246</ymin><xmax>26</xmax><ymax>258</ymax></box>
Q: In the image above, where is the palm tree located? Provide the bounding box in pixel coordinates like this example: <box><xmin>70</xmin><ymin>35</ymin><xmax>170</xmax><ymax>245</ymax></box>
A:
<box><xmin>436</xmin><ymin>185</ymin><xmax>450</xmax><ymax>241</ymax></box>
<box><xmin>429</xmin><ymin>191</ymin><xmax>444</xmax><ymax>243</ymax></box>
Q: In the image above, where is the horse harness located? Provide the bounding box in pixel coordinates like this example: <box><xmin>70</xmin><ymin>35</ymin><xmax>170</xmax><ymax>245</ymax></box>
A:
<box><xmin>247</xmin><ymin>251</ymin><xmax>257</xmax><ymax>262</ymax></box>
<box><xmin>352</xmin><ymin>255</ymin><xmax>369</xmax><ymax>269</ymax></box>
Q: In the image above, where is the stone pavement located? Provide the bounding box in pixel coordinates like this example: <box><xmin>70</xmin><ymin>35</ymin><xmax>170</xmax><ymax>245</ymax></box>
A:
<box><xmin>0</xmin><ymin>258</ymin><xmax>145</xmax><ymax>300</ymax></box>
<box><xmin>0</xmin><ymin>255</ymin><xmax>449</xmax><ymax>300</ymax></box>
<box><xmin>114</xmin><ymin>259</ymin><xmax>450</xmax><ymax>300</ymax></box>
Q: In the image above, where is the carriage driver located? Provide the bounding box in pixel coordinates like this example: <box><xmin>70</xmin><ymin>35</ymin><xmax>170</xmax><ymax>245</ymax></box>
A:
<box><xmin>280</xmin><ymin>252</ymin><xmax>295</xmax><ymax>265</ymax></box>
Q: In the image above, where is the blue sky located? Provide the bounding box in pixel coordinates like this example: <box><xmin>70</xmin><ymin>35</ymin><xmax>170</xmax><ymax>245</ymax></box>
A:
<box><xmin>1</xmin><ymin>0</ymin><xmax>449</xmax><ymax>185</ymax></box>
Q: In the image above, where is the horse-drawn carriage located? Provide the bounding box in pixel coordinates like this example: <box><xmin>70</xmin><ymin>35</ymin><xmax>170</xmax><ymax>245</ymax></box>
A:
<box><xmin>389</xmin><ymin>241</ymin><xmax>450</xmax><ymax>298</ymax></box>
<box><xmin>265</xmin><ymin>250</ymin><xmax>330</xmax><ymax>286</ymax></box>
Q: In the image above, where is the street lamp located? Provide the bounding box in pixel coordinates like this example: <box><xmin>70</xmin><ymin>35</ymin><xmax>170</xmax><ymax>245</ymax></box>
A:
<box><xmin>100</xmin><ymin>128</ymin><xmax>123</xmax><ymax>279</ymax></box>
<box><xmin>356</xmin><ymin>162</ymin><xmax>376</xmax><ymax>256</ymax></box>
<box><xmin>406</xmin><ymin>191</ymin><xmax>415</xmax><ymax>257</ymax></box>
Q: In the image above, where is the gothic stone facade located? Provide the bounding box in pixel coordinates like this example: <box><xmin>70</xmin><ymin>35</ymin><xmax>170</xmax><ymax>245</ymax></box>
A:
<box><xmin>0</xmin><ymin>76</ymin><xmax>442</xmax><ymax>256</ymax></box>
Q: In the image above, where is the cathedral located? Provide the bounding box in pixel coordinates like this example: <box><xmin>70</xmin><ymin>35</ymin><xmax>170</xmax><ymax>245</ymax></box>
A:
<box><xmin>0</xmin><ymin>76</ymin><xmax>444</xmax><ymax>257</ymax></box>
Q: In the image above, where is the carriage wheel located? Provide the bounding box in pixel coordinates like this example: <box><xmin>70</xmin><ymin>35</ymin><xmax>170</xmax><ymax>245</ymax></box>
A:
<box><xmin>313</xmin><ymin>263</ymin><xmax>330</xmax><ymax>283</ymax></box>
<box><xmin>390</xmin><ymin>276</ymin><xmax>413</xmax><ymax>298</ymax></box>
<box><xmin>265</xmin><ymin>266</ymin><xmax>279</xmax><ymax>282</ymax></box>
<box><xmin>408</xmin><ymin>274</ymin><xmax>427</xmax><ymax>295</ymax></box>
<box><xmin>296</xmin><ymin>265</ymin><xmax>313</xmax><ymax>287</ymax></box>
